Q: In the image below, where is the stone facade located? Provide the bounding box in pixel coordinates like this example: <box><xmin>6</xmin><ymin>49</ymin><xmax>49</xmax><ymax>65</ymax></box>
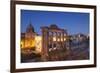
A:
<box><xmin>41</xmin><ymin>24</ymin><xmax>70</xmax><ymax>61</ymax></box>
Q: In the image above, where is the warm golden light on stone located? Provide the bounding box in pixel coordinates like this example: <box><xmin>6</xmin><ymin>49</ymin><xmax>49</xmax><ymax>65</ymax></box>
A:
<box><xmin>21</xmin><ymin>39</ymin><xmax>35</xmax><ymax>49</ymax></box>
<box><xmin>21</xmin><ymin>35</ymin><xmax>42</xmax><ymax>53</ymax></box>
<box><xmin>35</xmin><ymin>36</ymin><xmax>42</xmax><ymax>53</ymax></box>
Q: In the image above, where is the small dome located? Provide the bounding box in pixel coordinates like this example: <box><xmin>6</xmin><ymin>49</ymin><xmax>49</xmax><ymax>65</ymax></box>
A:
<box><xmin>50</xmin><ymin>24</ymin><xmax>58</xmax><ymax>29</ymax></box>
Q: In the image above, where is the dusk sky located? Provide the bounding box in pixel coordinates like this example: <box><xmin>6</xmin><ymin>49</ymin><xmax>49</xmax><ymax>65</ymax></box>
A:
<box><xmin>21</xmin><ymin>10</ymin><xmax>89</xmax><ymax>35</ymax></box>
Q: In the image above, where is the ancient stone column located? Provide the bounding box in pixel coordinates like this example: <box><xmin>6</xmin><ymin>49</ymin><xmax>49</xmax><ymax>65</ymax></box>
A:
<box><xmin>41</xmin><ymin>27</ymin><xmax>49</xmax><ymax>61</ymax></box>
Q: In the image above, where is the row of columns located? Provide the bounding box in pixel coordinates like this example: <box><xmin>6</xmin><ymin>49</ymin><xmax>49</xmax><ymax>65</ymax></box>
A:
<box><xmin>48</xmin><ymin>30</ymin><xmax>67</xmax><ymax>50</ymax></box>
<box><xmin>41</xmin><ymin>27</ymin><xmax>68</xmax><ymax>61</ymax></box>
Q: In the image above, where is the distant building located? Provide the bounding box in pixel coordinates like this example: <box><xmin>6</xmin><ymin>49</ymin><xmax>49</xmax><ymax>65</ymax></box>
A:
<box><xmin>21</xmin><ymin>23</ymin><xmax>42</xmax><ymax>54</ymax></box>
<box><xmin>70</xmin><ymin>33</ymin><xmax>89</xmax><ymax>42</ymax></box>
<box><xmin>68</xmin><ymin>33</ymin><xmax>89</xmax><ymax>60</ymax></box>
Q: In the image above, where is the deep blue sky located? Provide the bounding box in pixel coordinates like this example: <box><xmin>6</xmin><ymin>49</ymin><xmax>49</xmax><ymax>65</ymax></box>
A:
<box><xmin>21</xmin><ymin>10</ymin><xmax>89</xmax><ymax>35</ymax></box>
